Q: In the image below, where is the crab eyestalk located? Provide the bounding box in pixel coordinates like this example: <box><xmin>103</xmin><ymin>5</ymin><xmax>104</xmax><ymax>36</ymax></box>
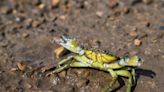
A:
<box><xmin>54</xmin><ymin>35</ymin><xmax>85</xmax><ymax>55</ymax></box>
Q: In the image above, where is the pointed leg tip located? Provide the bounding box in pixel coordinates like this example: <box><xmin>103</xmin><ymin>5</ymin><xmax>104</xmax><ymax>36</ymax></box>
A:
<box><xmin>45</xmin><ymin>74</ymin><xmax>50</xmax><ymax>77</ymax></box>
<box><xmin>45</xmin><ymin>72</ymin><xmax>54</xmax><ymax>77</ymax></box>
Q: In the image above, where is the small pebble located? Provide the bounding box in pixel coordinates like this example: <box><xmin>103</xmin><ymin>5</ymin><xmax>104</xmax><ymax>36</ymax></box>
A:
<box><xmin>129</xmin><ymin>31</ymin><xmax>138</xmax><ymax>37</ymax></box>
<box><xmin>132</xmin><ymin>27</ymin><xmax>137</xmax><ymax>31</ymax></box>
<box><xmin>96</xmin><ymin>11</ymin><xmax>103</xmax><ymax>18</ymax></box>
<box><xmin>58</xmin><ymin>70</ymin><xmax>66</xmax><ymax>77</ymax></box>
<box><xmin>25</xmin><ymin>18</ymin><xmax>33</xmax><ymax>24</ymax></box>
<box><xmin>38</xmin><ymin>3</ymin><xmax>45</xmax><ymax>9</ymax></box>
<box><xmin>59</xmin><ymin>15</ymin><xmax>66</xmax><ymax>21</ymax></box>
<box><xmin>22</xmin><ymin>33</ymin><xmax>29</xmax><ymax>38</ymax></box>
<box><xmin>12</xmin><ymin>9</ymin><xmax>17</xmax><ymax>14</ymax></box>
<box><xmin>15</xmin><ymin>17</ymin><xmax>21</xmax><ymax>22</ymax></box>
<box><xmin>142</xmin><ymin>0</ymin><xmax>153</xmax><ymax>4</ymax></box>
<box><xmin>25</xmin><ymin>19</ymin><xmax>33</xmax><ymax>28</ymax></box>
<box><xmin>109</xmin><ymin>17</ymin><xmax>115</xmax><ymax>21</ymax></box>
<box><xmin>134</xmin><ymin>39</ymin><xmax>142</xmax><ymax>46</ymax></box>
<box><xmin>32</xmin><ymin>20</ymin><xmax>40</xmax><ymax>27</ymax></box>
<box><xmin>17</xmin><ymin>62</ymin><xmax>26</xmax><ymax>71</ymax></box>
<box><xmin>143</xmin><ymin>21</ymin><xmax>150</xmax><ymax>27</ymax></box>
<box><xmin>122</xmin><ymin>7</ymin><xmax>130</xmax><ymax>14</ymax></box>
<box><xmin>8</xmin><ymin>70</ymin><xmax>17</xmax><ymax>75</ymax></box>
<box><xmin>52</xmin><ymin>0</ymin><xmax>60</xmax><ymax>7</ymax></box>
<box><xmin>54</xmin><ymin>46</ymin><xmax>65</xmax><ymax>58</ymax></box>
<box><xmin>10</xmin><ymin>68</ymin><xmax>18</xmax><ymax>72</ymax></box>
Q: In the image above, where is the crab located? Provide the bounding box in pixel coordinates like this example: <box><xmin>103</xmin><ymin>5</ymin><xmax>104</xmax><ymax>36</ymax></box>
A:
<box><xmin>47</xmin><ymin>35</ymin><xmax>143</xmax><ymax>92</ymax></box>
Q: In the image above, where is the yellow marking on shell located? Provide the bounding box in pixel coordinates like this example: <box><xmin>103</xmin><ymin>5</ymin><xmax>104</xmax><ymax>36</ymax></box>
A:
<box><xmin>85</xmin><ymin>50</ymin><xmax>92</xmax><ymax>57</ymax></box>
<box><xmin>100</xmin><ymin>54</ymin><xmax>117</xmax><ymax>63</ymax></box>
<box><xmin>101</xmin><ymin>56</ymin><xmax>109</xmax><ymax>62</ymax></box>
<box><xmin>91</xmin><ymin>52</ymin><xmax>97</xmax><ymax>62</ymax></box>
<box><xmin>97</xmin><ymin>54</ymin><xmax>102</xmax><ymax>62</ymax></box>
<box><xmin>85</xmin><ymin>50</ymin><xmax>97</xmax><ymax>61</ymax></box>
<box><xmin>85</xmin><ymin>50</ymin><xmax>118</xmax><ymax>63</ymax></box>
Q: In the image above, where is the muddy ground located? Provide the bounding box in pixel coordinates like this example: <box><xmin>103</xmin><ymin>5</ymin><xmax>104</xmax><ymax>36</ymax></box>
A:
<box><xmin>0</xmin><ymin>0</ymin><xmax>163</xmax><ymax>92</ymax></box>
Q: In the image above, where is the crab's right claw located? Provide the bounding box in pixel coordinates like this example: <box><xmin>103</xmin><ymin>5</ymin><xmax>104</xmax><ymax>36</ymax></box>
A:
<box><xmin>54</xmin><ymin>35</ymin><xmax>84</xmax><ymax>55</ymax></box>
<box><xmin>127</xmin><ymin>56</ymin><xmax>143</xmax><ymax>66</ymax></box>
<box><xmin>61</xmin><ymin>35</ymin><xmax>71</xmax><ymax>41</ymax></box>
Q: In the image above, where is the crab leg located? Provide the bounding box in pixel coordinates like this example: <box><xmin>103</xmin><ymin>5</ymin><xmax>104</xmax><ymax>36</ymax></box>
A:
<box><xmin>102</xmin><ymin>69</ymin><xmax>118</xmax><ymax>92</ymax></box>
<box><xmin>131</xmin><ymin>68</ymin><xmax>136</xmax><ymax>85</ymax></box>
<box><xmin>115</xmin><ymin>70</ymin><xmax>132</xmax><ymax>92</ymax></box>
<box><xmin>46</xmin><ymin>56</ymin><xmax>73</xmax><ymax>76</ymax></box>
<box><xmin>46</xmin><ymin>55</ymin><xmax>90</xmax><ymax>76</ymax></box>
<box><xmin>58</xmin><ymin>56</ymin><xmax>73</xmax><ymax>66</ymax></box>
<box><xmin>46</xmin><ymin>61</ymin><xmax>71</xmax><ymax>76</ymax></box>
<box><xmin>119</xmin><ymin>67</ymin><xmax>136</xmax><ymax>85</ymax></box>
<box><xmin>70</xmin><ymin>61</ymin><xmax>90</xmax><ymax>67</ymax></box>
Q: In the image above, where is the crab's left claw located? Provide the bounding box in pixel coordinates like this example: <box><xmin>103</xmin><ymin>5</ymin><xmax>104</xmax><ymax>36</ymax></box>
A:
<box><xmin>127</xmin><ymin>56</ymin><xmax>143</xmax><ymax>66</ymax></box>
<box><xmin>118</xmin><ymin>56</ymin><xmax>143</xmax><ymax>68</ymax></box>
<box><xmin>54</xmin><ymin>35</ymin><xmax>84</xmax><ymax>55</ymax></box>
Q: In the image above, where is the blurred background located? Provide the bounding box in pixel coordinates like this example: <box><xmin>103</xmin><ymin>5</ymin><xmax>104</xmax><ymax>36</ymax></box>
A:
<box><xmin>0</xmin><ymin>0</ymin><xmax>163</xmax><ymax>92</ymax></box>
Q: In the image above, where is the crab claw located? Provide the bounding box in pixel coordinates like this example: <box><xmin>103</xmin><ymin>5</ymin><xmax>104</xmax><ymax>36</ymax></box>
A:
<box><xmin>54</xmin><ymin>35</ymin><xmax>84</xmax><ymax>55</ymax></box>
<box><xmin>118</xmin><ymin>56</ymin><xmax>143</xmax><ymax>67</ymax></box>
<box><xmin>53</xmin><ymin>35</ymin><xmax>71</xmax><ymax>45</ymax></box>
<box><xmin>126</xmin><ymin>56</ymin><xmax>143</xmax><ymax>66</ymax></box>
<box><xmin>61</xmin><ymin>35</ymin><xmax>71</xmax><ymax>41</ymax></box>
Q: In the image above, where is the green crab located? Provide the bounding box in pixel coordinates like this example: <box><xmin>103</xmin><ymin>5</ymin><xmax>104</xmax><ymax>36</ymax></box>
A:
<box><xmin>47</xmin><ymin>35</ymin><xmax>143</xmax><ymax>92</ymax></box>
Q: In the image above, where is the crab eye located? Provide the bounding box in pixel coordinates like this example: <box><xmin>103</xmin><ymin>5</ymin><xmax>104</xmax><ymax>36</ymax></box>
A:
<box><xmin>123</xmin><ymin>56</ymin><xmax>129</xmax><ymax>61</ymax></box>
<box><xmin>138</xmin><ymin>58</ymin><xmax>143</xmax><ymax>63</ymax></box>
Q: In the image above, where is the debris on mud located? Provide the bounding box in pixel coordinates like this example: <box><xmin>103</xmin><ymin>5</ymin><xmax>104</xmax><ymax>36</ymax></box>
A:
<box><xmin>17</xmin><ymin>62</ymin><xmax>26</xmax><ymax>71</ymax></box>
<box><xmin>52</xmin><ymin>0</ymin><xmax>60</xmax><ymax>8</ymax></box>
<box><xmin>54</xmin><ymin>46</ymin><xmax>65</xmax><ymax>58</ymax></box>
<box><xmin>134</xmin><ymin>39</ymin><xmax>142</xmax><ymax>46</ymax></box>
